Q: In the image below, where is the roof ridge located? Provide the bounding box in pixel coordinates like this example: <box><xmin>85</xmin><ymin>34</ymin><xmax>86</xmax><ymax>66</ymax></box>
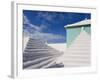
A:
<box><xmin>64</xmin><ymin>19</ymin><xmax>91</xmax><ymax>28</ymax></box>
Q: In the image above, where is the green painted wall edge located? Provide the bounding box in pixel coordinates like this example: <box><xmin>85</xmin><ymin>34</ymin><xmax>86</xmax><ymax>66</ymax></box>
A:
<box><xmin>66</xmin><ymin>26</ymin><xmax>91</xmax><ymax>47</ymax></box>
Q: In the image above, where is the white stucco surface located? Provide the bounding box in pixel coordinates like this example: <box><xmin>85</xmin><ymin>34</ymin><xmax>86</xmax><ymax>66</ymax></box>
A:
<box><xmin>47</xmin><ymin>43</ymin><xmax>66</xmax><ymax>52</ymax></box>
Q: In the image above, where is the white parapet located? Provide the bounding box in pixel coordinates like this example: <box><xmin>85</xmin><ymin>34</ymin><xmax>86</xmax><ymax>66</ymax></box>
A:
<box><xmin>47</xmin><ymin>43</ymin><xmax>66</xmax><ymax>52</ymax></box>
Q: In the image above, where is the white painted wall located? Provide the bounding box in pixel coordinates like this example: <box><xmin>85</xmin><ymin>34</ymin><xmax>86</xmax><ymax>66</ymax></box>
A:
<box><xmin>62</xmin><ymin>31</ymin><xmax>91</xmax><ymax>67</ymax></box>
<box><xmin>47</xmin><ymin>43</ymin><xmax>66</xmax><ymax>52</ymax></box>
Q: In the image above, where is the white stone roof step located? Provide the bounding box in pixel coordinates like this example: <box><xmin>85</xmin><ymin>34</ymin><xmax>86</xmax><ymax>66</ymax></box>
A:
<box><xmin>25</xmin><ymin>58</ymin><xmax>56</xmax><ymax>69</ymax></box>
<box><xmin>23</xmin><ymin>54</ymin><xmax>60</xmax><ymax>67</ymax></box>
<box><xmin>24</xmin><ymin>48</ymin><xmax>59</xmax><ymax>52</ymax></box>
<box><xmin>23</xmin><ymin>53</ymin><xmax>61</xmax><ymax>62</ymax></box>
<box><xmin>23</xmin><ymin>57</ymin><xmax>52</xmax><ymax>68</ymax></box>
<box><xmin>41</xmin><ymin>60</ymin><xmax>56</xmax><ymax>69</ymax></box>
<box><xmin>24</xmin><ymin>50</ymin><xmax>62</xmax><ymax>54</ymax></box>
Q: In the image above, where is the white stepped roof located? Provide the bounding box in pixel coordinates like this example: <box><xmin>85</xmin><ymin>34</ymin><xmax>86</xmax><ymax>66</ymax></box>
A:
<box><xmin>23</xmin><ymin>38</ymin><xmax>64</xmax><ymax>69</ymax></box>
<box><xmin>65</xmin><ymin>19</ymin><xmax>91</xmax><ymax>28</ymax></box>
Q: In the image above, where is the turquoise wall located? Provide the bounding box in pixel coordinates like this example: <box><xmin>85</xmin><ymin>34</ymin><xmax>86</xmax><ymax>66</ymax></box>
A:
<box><xmin>84</xmin><ymin>26</ymin><xmax>91</xmax><ymax>35</ymax></box>
<box><xmin>66</xmin><ymin>25</ymin><xmax>91</xmax><ymax>47</ymax></box>
<box><xmin>67</xmin><ymin>27</ymin><xmax>81</xmax><ymax>47</ymax></box>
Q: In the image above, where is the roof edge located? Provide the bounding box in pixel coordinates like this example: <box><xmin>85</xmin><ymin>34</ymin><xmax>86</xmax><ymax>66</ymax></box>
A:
<box><xmin>64</xmin><ymin>19</ymin><xmax>91</xmax><ymax>28</ymax></box>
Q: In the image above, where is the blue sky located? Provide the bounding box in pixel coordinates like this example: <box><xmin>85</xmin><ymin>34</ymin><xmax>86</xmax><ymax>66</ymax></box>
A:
<box><xmin>23</xmin><ymin>10</ymin><xmax>91</xmax><ymax>43</ymax></box>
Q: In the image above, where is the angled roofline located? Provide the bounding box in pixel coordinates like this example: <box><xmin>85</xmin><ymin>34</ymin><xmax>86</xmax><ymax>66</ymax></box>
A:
<box><xmin>64</xmin><ymin>19</ymin><xmax>91</xmax><ymax>28</ymax></box>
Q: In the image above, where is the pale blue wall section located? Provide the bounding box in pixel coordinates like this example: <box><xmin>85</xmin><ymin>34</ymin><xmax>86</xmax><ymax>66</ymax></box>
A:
<box><xmin>67</xmin><ymin>27</ymin><xmax>81</xmax><ymax>47</ymax></box>
<box><xmin>66</xmin><ymin>25</ymin><xmax>91</xmax><ymax>47</ymax></box>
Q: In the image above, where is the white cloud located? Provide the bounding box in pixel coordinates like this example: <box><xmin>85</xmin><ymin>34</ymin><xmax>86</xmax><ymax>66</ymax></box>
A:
<box><xmin>23</xmin><ymin>15</ymin><xmax>65</xmax><ymax>42</ymax></box>
<box><xmin>23</xmin><ymin>15</ymin><xmax>42</xmax><ymax>32</ymax></box>
<box><xmin>23</xmin><ymin>15</ymin><xmax>30</xmax><ymax>24</ymax></box>
<box><xmin>31</xmin><ymin>31</ymin><xmax>65</xmax><ymax>42</ymax></box>
<box><xmin>36</xmin><ymin>12</ymin><xmax>56</xmax><ymax>22</ymax></box>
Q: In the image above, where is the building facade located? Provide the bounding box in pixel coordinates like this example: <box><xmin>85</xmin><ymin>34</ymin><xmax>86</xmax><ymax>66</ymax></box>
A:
<box><xmin>64</xmin><ymin>19</ymin><xmax>91</xmax><ymax>47</ymax></box>
<box><xmin>63</xmin><ymin>19</ymin><xmax>91</xmax><ymax>67</ymax></box>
